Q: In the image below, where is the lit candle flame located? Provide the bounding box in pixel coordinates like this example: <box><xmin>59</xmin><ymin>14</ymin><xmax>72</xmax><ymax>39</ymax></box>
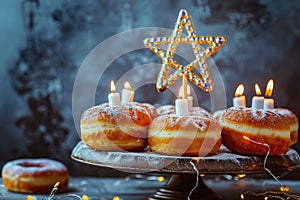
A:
<box><xmin>265</xmin><ymin>79</ymin><xmax>274</xmax><ymax>97</ymax></box>
<box><xmin>124</xmin><ymin>81</ymin><xmax>133</xmax><ymax>90</ymax></box>
<box><xmin>255</xmin><ymin>84</ymin><xmax>262</xmax><ymax>96</ymax></box>
<box><xmin>235</xmin><ymin>84</ymin><xmax>244</xmax><ymax>97</ymax></box>
<box><xmin>111</xmin><ymin>80</ymin><xmax>116</xmax><ymax>93</ymax></box>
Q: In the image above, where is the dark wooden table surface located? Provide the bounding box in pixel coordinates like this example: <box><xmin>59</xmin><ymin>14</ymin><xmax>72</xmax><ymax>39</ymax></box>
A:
<box><xmin>1</xmin><ymin>175</ymin><xmax>300</xmax><ymax>200</ymax></box>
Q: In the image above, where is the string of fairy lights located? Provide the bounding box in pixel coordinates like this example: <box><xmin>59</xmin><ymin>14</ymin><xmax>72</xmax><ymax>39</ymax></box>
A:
<box><xmin>22</xmin><ymin>175</ymin><xmax>166</xmax><ymax>200</ymax></box>
<box><xmin>239</xmin><ymin>136</ymin><xmax>300</xmax><ymax>199</ymax></box>
<box><xmin>188</xmin><ymin>159</ymin><xmax>200</xmax><ymax>200</ymax></box>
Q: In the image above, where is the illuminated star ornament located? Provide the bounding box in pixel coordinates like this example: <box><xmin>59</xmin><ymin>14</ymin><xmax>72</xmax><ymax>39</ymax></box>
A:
<box><xmin>144</xmin><ymin>9</ymin><xmax>226</xmax><ymax>93</ymax></box>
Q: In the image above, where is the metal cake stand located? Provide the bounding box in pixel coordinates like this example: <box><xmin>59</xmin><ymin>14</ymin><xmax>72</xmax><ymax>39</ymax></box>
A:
<box><xmin>71</xmin><ymin>141</ymin><xmax>300</xmax><ymax>200</ymax></box>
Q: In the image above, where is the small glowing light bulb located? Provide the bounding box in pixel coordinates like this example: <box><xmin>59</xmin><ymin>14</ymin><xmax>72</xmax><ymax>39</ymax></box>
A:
<box><xmin>82</xmin><ymin>194</ymin><xmax>89</xmax><ymax>200</ymax></box>
<box><xmin>237</xmin><ymin>174</ymin><xmax>246</xmax><ymax>179</ymax></box>
<box><xmin>240</xmin><ymin>194</ymin><xmax>244</xmax><ymax>199</ymax></box>
<box><xmin>280</xmin><ymin>186</ymin><xmax>290</xmax><ymax>192</ymax></box>
<box><xmin>27</xmin><ymin>196</ymin><xmax>37</xmax><ymax>200</ymax></box>
<box><xmin>54</xmin><ymin>182</ymin><xmax>60</xmax><ymax>187</ymax></box>
<box><xmin>113</xmin><ymin>196</ymin><xmax>121</xmax><ymax>200</ymax></box>
<box><xmin>157</xmin><ymin>176</ymin><xmax>165</xmax><ymax>182</ymax></box>
<box><xmin>192</xmin><ymin>157</ymin><xmax>199</xmax><ymax>162</ymax></box>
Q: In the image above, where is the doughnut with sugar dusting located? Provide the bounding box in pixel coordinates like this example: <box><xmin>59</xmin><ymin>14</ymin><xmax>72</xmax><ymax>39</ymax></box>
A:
<box><xmin>80</xmin><ymin>103</ymin><xmax>152</xmax><ymax>151</ymax></box>
<box><xmin>2</xmin><ymin>158</ymin><xmax>68</xmax><ymax>193</ymax></box>
<box><xmin>156</xmin><ymin>105</ymin><xmax>176</xmax><ymax>116</ymax></box>
<box><xmin>148</xmin><ymin>115</ymin><xmax>222</xmax><ymax>156</ymax></box>
<box><xmin>221</xmin><ymin>107</ymin><xmax>291</xmax><ymax>155</ymax></box>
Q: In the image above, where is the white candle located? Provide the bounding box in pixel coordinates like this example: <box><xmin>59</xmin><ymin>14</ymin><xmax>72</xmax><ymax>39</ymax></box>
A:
<box><xmin>108</xmin><ymin>80</ymin><xmax>120</xmax><ymax>106</ymax></box>
<box><xmin>233</xmin><ymin>96</ymin><xmax>246</xmax><ymax>107</ymax></box>
<box><xmin>252</xmin><ymin>96</ymin><xmax>264</xmax><ymax>109</ymax></box>
<box><xmin>187</xmin><ymin>84</ymin><xmax>193</xmax><ymax>111</ymax></box>
<box><xmin>175</xmin><ymin>99</ymin><xmax>189</xmax><ymax>116</ymax></box>
<box><xmin>187</xmin><ymin>96</ymin><xmax>193</xmax><ymax>111</ymax></box>
<box><xmin>263</xmin><ymin>79</ymin><xmax>274</xmax><ymax>109</ymax></box>
<box><xmin>252</xmin><ymin>84</ymin><xmax>264</xmax><ymax>109</ymax></box>
<box><xmin>233</xmin><ymin>84</ymin><xmax>246</xmax><ymax>107</ymax></box>
<box><xmin>176</xmin><ymin>81</ymin><xmax>189</xmax><ymax>116</ymax></box>
<box><xmin>264</xmin><ymin>98</ymin><xmax>274</xmax><ymax>109</ymax></box>
<box><xmin>121</xmin><ymin>81</ymin><xmax>135</xmax><ymax>105</ymax></box>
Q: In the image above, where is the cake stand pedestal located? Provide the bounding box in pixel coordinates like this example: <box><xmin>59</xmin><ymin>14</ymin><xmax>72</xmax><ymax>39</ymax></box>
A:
<box><xmin>71</xmin><ymin>142</ymin><xmax>300</xmax><ymax>200</ymax></box>
<box><xmin>149</xmin><ymin>174</ymin><xmax>222</xmax><ymax>200</ymax></box>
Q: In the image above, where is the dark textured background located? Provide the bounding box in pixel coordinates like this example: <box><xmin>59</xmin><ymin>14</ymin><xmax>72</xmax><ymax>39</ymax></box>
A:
<box><xmin>0</xmin><ymin>0</ymin><xmax>300</xmax><ymax>177</ymax></box>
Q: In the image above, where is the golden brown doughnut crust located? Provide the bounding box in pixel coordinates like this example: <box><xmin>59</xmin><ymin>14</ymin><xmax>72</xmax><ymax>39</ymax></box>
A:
<box><xmin>275</xmin><ymin>108</ymin><xmax>299</xmax><ymax>145</ymax></box>
<box><xmin>148</xmin><ymin>115</ymin><xmax>222</xmax><ymax>156</ymax></box>
<box><xmin>221</xmin><ymin>107</ymin><xmax>290</xmax><ymax>129</ymax></box>
<box><xmin>80</xmin><ymin>103</ymin><xmax>151</xmax><ymax>151</ymax></box>
<box><xmin>221</xmin><ymin>107</ymin><xmax>291</xmax><ymax>155</ymax></box>
<box><xmin>127</xmin><ymin>102</ymin><xmax>158</xmax><ymax>119</ymax></box>
<box><xmin>222</xmin><ymin>129</ymin><xmax>290</xmax><ymax>156</ymax></box>
<box><xmin>81</xmin><ymin>103</ymin><xmax>151</xmax><ymax>127</ymax></box>
<box><xmin>2</xmin><ymin>159</ymin><xmax>68</xmax><ymax>194</ymax></box>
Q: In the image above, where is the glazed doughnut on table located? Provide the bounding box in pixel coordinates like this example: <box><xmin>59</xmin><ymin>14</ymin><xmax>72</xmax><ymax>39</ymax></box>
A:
<box><xmin>148</xmin><ymin>115</ymin><xmax>222</xmax><ymax>156</ymax></box>
<box><xmin>275</xmin><ymin>108</ymin><xmax>299</xmax><ymax>145</ymax></box>
<box><xmin>2</xmin><ymin>158</ymin><xmax>68</xmax><ymax>193</ymax></box>
<box><xmin>80</xmin><ymin>103</ymin><xmax>152</xmax><ymax>151</ymax></box>
<box><xmin>221</xmin><ymin>107</ymin><xmax>291</xmax><ymax>155</ymax></box>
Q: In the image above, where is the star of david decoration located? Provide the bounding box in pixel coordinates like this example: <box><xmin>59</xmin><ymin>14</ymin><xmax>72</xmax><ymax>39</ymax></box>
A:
<box><xmin>144</xmin><ymin>9</ymin><xmax>226</xmax><ymax>92</ymax></box>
